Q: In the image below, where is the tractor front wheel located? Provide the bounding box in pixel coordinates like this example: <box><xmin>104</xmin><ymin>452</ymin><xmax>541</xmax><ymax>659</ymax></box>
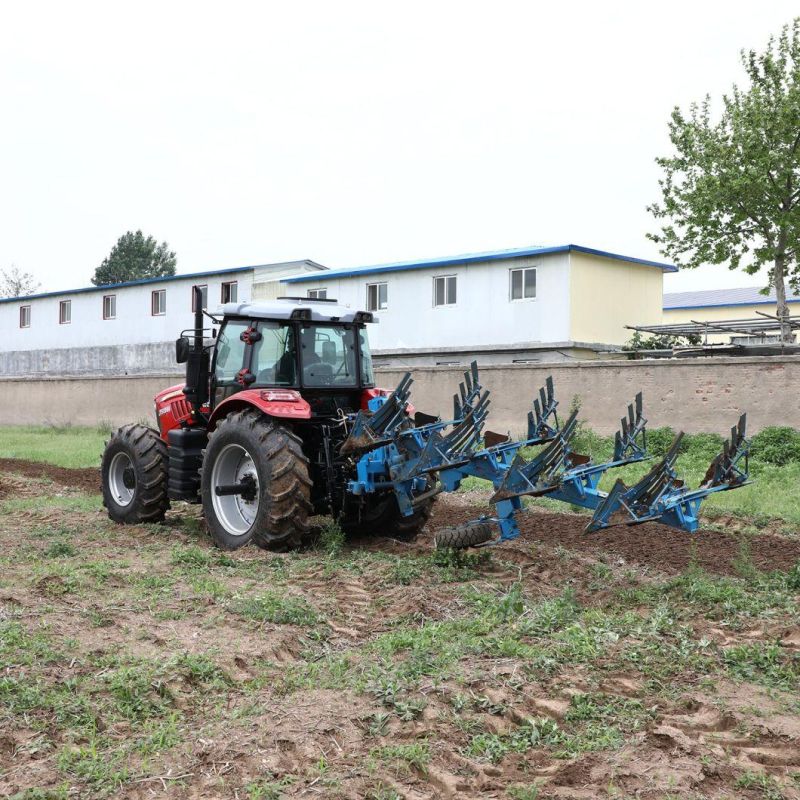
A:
<box><xmin>102</xmin><ymin>424</ymin><xmax>169</xmax><ymax>524</ymax></box>
<box><xmin>201</xmin><ymin>410</ymin><xmax>312</xmax><ymax>551</ymax></box>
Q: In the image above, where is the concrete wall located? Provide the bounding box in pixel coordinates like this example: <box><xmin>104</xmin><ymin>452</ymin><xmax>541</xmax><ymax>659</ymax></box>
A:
<box><xmin>0</xmin><ymin>342</ymin><xmax>184</xmax><ymax>377</ymax></box>
<box><xmin>1</xmin><ymin>356</ymin><xmax>797</xmax><ymax>434</ymax></box>
<box><xmin>376</xmin><ymin>356</ymin><xmax>799</xmax><ymax>436</ymax></box>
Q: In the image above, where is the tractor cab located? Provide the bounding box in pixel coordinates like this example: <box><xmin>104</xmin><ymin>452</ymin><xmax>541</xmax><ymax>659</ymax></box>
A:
<box><xmin>210</xmin><ymin>299</ymin><xmax>376</xmax><ymax>416</ymax></box>
<box><xmin>169</xmin><ymin>294</ymin><xmax>379</xmax><ymax>432</ymax></box>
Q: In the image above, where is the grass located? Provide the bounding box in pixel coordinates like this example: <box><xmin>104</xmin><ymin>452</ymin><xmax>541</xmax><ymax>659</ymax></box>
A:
<box><xmin>3</xmin><ymin>421</ymin><xmax>800</xmax><ymax>526</ymax></box>
<box><xmin>0</xmin><ymin>425</ymin><xmax>109</xmax><ymax>468</ymax></box>
<box><xmin>1</xmin><ymin>424</ymin><xmax>800</xmax><ymax>798</ymax></box>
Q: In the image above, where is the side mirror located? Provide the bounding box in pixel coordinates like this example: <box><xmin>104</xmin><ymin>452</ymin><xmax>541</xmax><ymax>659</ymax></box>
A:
<box><xmin>176</xmin><ymin>336</ymin><xmax>190</xmax><ymax>364</ymax></box>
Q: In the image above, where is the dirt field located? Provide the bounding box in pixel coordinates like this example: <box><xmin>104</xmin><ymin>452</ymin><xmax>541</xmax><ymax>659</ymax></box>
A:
<box><xmin>1</xmin><ymin>461</ymin><xmax>799</xmax><ymax>800</ymax></box>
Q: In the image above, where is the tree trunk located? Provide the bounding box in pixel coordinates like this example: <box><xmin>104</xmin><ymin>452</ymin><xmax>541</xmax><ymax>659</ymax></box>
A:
<box><xmin>774</xmin><ymin>240</ymin><xmax>792</xmax><ymax>343</ymax></box>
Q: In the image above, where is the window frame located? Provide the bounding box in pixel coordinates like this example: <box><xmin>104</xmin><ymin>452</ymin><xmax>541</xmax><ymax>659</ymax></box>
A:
<box><xmin>19</xmin><ymin>305</ymin><xmax>31</xmax><ymax>328</ymax></box>
<box><xmin>192</xmin><ymin>284</ymin><xmax>208</xmax><ymax>312</ymax></box>
<box><xmin>307</xmin><ymin>288</ymin><xmax>328</xmax><ymax>300</ymax></box>
<box><xmin>59</xmin><ymin>300</ymin><xmax>71</xmax><ymax>325</ymax></box>
<box><xmin>102</xmin><ymin>294</ymin><xmax>116</xmax><ymax>320</ymax></box>
<box><xmin>151</xmin><ymin>289</ymin><xmax>166</xmax><ymax>316</ymax></box>
<box><xmin>366</xmin><ymin>282</ymin><xmax>388</xmax><ymax>311</ymax></box>
<box><xmin>221</xmin><ymin>281</ymin><xmax>238</xmax><ymax>304</ymax></box>
<box><xmin>509</xmin><ymin>267</ymin><xmax>537</xmax><ymax>302</ymax></box>
<box><xmin>432</xmin><ymin>274</ymin><xmax>457</xmax><ymax>308</ymax></box>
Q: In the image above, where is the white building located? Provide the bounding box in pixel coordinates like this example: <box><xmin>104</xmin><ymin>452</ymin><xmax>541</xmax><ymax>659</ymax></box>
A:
<box><xmin>0</xmin><ymin>260</ymin><xmax>325</xmax><ymax>375</ymax></box>
<box><xmin>0</xmin><ymin>244</ymin><xmax>675</xmax><ymax>375</ymax></box>
<box><xmin>281</xmin><ymin>245</ymin><xmax>674</xmax><ymax>364</ymax></box>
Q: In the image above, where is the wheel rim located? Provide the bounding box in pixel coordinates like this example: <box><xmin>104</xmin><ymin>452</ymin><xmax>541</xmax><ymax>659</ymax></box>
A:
<box><xmin>109</xmin><ymin>451</ymin><xmax>136</xmax><ymax>507</ymax></box>
<box><xmin>210</xmin><ymin>443</ymin><xmax>260</xmax><ymax>536</ymax></box>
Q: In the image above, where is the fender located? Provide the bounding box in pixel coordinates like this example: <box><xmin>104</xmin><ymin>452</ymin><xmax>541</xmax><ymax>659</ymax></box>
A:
<box><xmin>208</xmin><ymin>389</ymin><xmax>312</xmax><ymax>430</ymax></box>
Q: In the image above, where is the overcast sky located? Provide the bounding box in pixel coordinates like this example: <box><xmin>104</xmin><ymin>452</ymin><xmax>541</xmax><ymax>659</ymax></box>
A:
<box><xmin>1</xmin><ymin>1</ymin><xmax>797</xmax><ymax>295</ymax></box>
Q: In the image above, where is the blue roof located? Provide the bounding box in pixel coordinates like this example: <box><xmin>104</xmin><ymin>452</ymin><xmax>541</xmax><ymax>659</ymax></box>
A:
<box><xmin>663</xmin><ymin>286</ymin><xmax>800</xmax><ymax>310</ymax></box>
<box><xmin>0</xmin><ymin>265</ymin><xmax>256</xmax><ymax>305</ymax></box>
<box><xmin>283</xmin><ymin>244</ymin><xmax>678</xmax><ymax>283</ymax></box>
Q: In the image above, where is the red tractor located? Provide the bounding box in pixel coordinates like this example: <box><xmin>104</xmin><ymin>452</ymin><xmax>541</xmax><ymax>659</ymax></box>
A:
<box><xmin>101</xmin><ymin>289</ymin><xmax>434</xmax><ymax>551</ymax></box>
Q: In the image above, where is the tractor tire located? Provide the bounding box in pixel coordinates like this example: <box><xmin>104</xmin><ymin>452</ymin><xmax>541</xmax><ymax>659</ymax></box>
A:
<box><xmin>102</xmin><ymin>424</ymin><xmax>169</xmax><ymax>524</ymax></box>
<box><xmin>434</xmin><ymin>521</ymin><xmax>496</xmax><ymax>550</ymax></box>
<box><xmin>201</xmin><ymin>409</ymin><xmax>312</xmax><ymax>551</ymax></box>
<box><xmin>341</xmin><ymin>483</ymin><xmax>437</xmax><ymax>542</ymax></box>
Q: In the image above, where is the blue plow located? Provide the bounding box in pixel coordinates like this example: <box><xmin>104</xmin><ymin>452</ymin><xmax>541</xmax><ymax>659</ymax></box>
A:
<box><xmin>341</xmin><ymin>363</ymin><xmax>751</xmax><ymax>549</ymax></box>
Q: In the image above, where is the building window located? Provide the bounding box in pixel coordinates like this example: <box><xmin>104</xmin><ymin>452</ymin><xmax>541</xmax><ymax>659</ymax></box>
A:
<box><xmin>433</xmin><ymin>275</ymin><xmax>457</xmax><ymax>307</ymax></box>
<box><xmin>307</xmin><ymin>289</ymin><xmax>327</xmax><ymax>300</ymax></box>
<box><xmin>510</xmin><ymin>267</ymin><xmax>536</xmax><ymax>300</ymax></box>
<box><xmin>19</xmin><ymin>305</ymin><xmax>31</xmax><ymax>328</ymax></box>
<box><xmin>221</xmin><ymin>281</ymin><xmax>238</xmax><ymax>303</ymax></box>
<box><xmin>366</xmin><ymin>282</ymin><xmax>388</xmax><ymax>311</ymax></box>
<box><xmin>192</xmin><ymin>285</ymin><xmax>208</xmax><ymax>311</ymax></box>
<box><xmin>151</xmin><ymin>289</ymin><xmax>166</xmax><ymax>316</ymax></box>
<box><xmin>59</xmin><ymin>300</ymin><xmax>71</xmax><ymax>324</ymax></box>
<box><xmin>103</xmin><ymin>295</ymin><xmax>116</xmax><ymax>320</ymax></box>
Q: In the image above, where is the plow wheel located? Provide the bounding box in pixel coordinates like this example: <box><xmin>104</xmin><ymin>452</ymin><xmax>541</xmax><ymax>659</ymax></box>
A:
<box><xmin>201</xmin><ymin>409</ymin><xmax>312</xmax><ymax>551</ymax></box>
<box><xmin>341</xmin><ymin>479</ymin><xmax>437</xmax><ymax>542</ymax></box>
<box><xmin>434</xmin><ymin>521</ymin><xmax>496</xmax><ymax>550</ymax></box>
<box><xmin>102</xmin><ymin>424</ymin><xmax>169</xmax><ymax>524</ymax></box>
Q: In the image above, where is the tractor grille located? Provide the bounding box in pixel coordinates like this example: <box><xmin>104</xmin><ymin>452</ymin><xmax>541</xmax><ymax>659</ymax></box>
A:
<box><xmin>170</xmin><ymin>397</ymin><xmax>192</xmax><ymax>421</ymax></box>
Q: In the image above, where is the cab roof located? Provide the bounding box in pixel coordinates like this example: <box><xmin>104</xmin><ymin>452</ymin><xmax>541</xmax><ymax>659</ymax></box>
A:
<box><xmin>221</xmin><ymin>297</ymin><xmax>376</xmax><ymax>324</ymax></box>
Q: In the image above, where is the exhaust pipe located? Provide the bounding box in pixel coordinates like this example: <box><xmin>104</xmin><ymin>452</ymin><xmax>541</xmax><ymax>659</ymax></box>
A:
<box><xmin>183</xmin><ymin>286</ymin><xmax>210</xmax><ymax>417</ymax></box>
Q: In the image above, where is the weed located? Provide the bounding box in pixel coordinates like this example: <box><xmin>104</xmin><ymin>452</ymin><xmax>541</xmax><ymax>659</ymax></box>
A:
<box><xmin>750</xmin><ymin>427</ymin><xmax>800</xmax><ymax>466</ymax></box>
<box><xmin>372</xmin><ymin>741</ymin><xmax>430</xmax><ymax>774</ymax></box>
<box><xmin>45</xmin><ymin>540</ymin><xmax>77</xmax><ymax>558</ymax></box>
<box><xmin>786</xmin><ymin>561</ymin><xmax>800</xmax><ymax>591</ymax></box>
<box><xmin>170</xmin><ymin>544</ymin><xmax>214</xmax><ymax>569</ymax></box>
<box><xmin>724</xmin><ymin>643</ymin><xmax>800</xmax><ymax>690</ymax></box>
<box><xmin>246</xmin><ymin>775</ymin><xmax>295</xmax><ymax>799</ymax></box>
<box><xmin>318</xmin><ymin>519</ymin><xmax>346</xmax><ymax>557</ymax></box>
<box><xmin>56</xmin><ymin>741</ymin><xmax>129</xmax><ymax>790</ymax></box>
<box><xmin>365</xmin><ymin>786</ymin><xmax>402</xmax><ymax>800</ymax></box>
<box><xmin>388</xmin><ymin>558</ymin><xmax>422</xmax><ymax>585</ymax></box>
<box><xmin>230</xmin><ymin>591</ymin><xmax>319</xmax><ymax>626</ymax></box>
<box><xmin>508</xmin><ymin>784</ymin><xmax>542</xmax><ymax>800</ymax></box>
<box><xmin>9</xmin><ymin>789</ymin><xmax>70</xmax><ymax>800</ymax></box>
<box><xmin>366</xmin><ymin>712</ymin><xmax>390</xmax><ymax>737</ymax></box>
<box><xmin>735</xmin><ymin>770</ymin><xmax>785</xmax><ymax>799</ymax></box>
<box><xmin>106</xmin><ymin>663</ymin><xmax>172</xmax><ymax>721</ymax></box>
<box><xmin>393</xmin><ymin>697</ymin><xmax>427</xmax><ymax>721</ymax></box>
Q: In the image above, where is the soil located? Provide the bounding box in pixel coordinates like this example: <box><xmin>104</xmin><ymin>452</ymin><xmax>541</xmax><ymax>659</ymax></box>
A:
<box><xmin>429</xmin><ymin>499</ymin><xmax>800</xmax><ymax>576</ymax></box>
<box><xmin>0</xmin><ymin>457</ymin><xmax>101</xmax><ymax>494</ymax></box>
<box><xmin>1</xmin><ymin>462</ymin><xmax>799</xmax><ymax>799</ymax></box>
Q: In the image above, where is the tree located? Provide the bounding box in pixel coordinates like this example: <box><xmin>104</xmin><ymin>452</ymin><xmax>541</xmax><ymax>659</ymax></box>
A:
<box><xmin>0</xmin><ymin>265</ymin><xmax>40</xmax><ymax>298</ymax></box>
<box><xmin>648</xmin><ymin>19</ymin><xmax>800</xmax><ymax>341</ymax></box>
<box><xmin>92</xmin><ymin>230</ymin><xmax>177</xmax><ymax>286</ymax></box>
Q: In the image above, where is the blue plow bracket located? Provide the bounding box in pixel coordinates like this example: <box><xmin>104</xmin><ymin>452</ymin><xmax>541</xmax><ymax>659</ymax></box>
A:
<box><xmin>343</xmin><ymin>362</ymin><xmax>751</xmax><ymax>548</ymax></box>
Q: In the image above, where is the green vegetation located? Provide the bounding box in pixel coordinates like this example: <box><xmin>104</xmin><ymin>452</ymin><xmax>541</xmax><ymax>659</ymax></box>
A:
<box><xmin>0</xmin><ymin>425</ymin><xmax>108</xmax><ymax>468</ymax></box>
<box><xmin>1</xmin><ymin>419</ymin><xmax>799</xmax><ymax>798</ymax></box>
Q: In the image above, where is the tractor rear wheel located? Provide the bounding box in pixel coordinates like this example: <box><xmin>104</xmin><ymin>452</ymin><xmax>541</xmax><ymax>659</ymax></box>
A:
<box><xmin>201</xmin><ymin>409</ymin><xmax>312</xmax><ymax>551</ymax></box>
<box><xmin>102</xmin><ymin>424</ymin><xmax>169</xmax><ymax>524</ymax></box>
<box><xmin>341</xmin><ymin>482</ymin><xmax>437</xmax><ymax>542</ymax></box>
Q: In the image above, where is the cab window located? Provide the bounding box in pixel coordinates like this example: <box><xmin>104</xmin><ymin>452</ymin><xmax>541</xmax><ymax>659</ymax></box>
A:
<box><xmin>252</xmin><ymin>322</ymin><xmax>297</xmax><ymax>386</ymax></box>
<box><xmin>301</xmin><ymin>325</ymin><xmax>358</xmax><ymax>387</ymax></box>
<box><xmin>214</xmin><ymin>320</ymin><xmax>249</xmax><ymax>383</ymax></box>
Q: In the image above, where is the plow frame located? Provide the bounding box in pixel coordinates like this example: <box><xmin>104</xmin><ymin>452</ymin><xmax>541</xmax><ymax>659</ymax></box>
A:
<box><xmin>342</xmin><ymin>362</ymin><xmax>751</xmax><ymax>548</ymax></box>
